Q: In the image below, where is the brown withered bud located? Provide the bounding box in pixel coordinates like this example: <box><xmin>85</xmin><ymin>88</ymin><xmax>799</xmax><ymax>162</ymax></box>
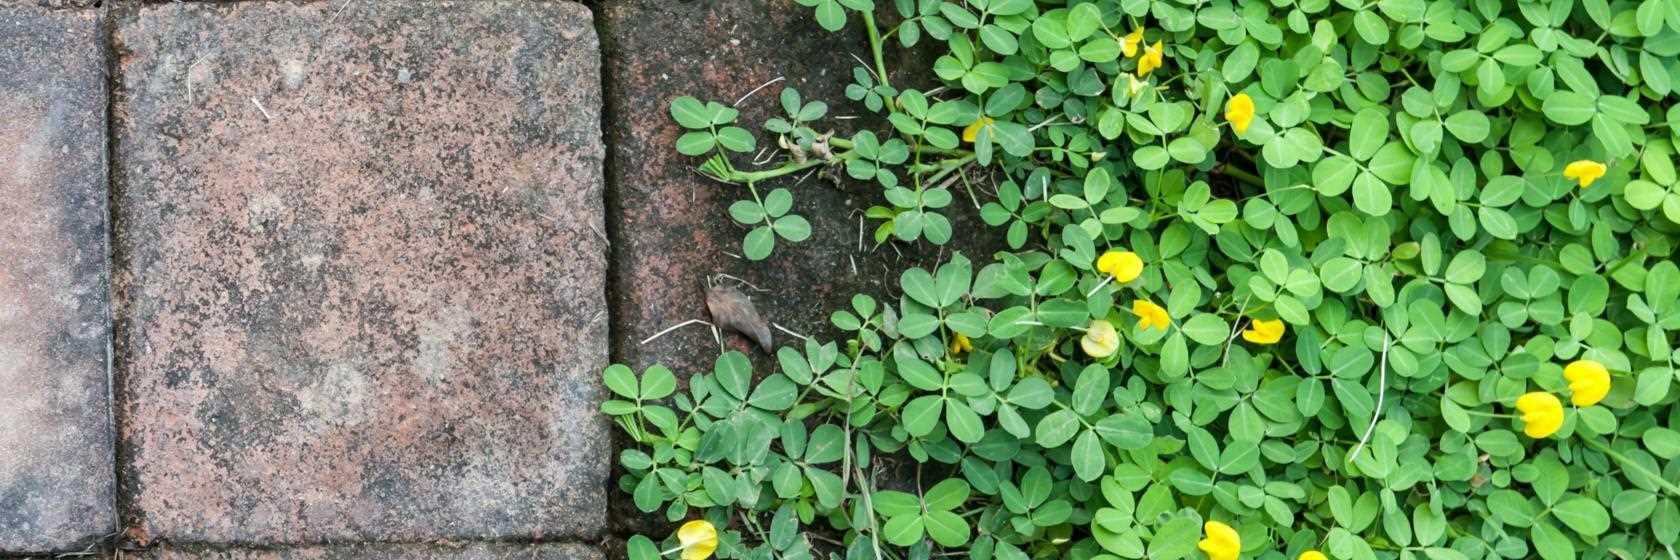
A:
<box><xmin>705</xmin><ymin>282</ymin><xmax>772</xmax><ymax>352</ymax></box>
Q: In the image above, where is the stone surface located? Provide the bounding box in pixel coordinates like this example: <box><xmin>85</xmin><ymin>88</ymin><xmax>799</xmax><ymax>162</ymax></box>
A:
<box><xmin>0</xmin><ymin>6</ymin><xmax>115</xmax><ymax>554</ymax></box>
<box><xmin>142</xmin><ymin>543</ymin><xmax>604</xmax><ymax>560</ymax></box>
<box><xmin>600</xmin><ymin>0</ymin><xmax>1001</xmax><ymax>533</ymax></box>
<box><xmin>1</xmin><ymin>1</ymin><xmax>98</xmax><ymax>9</ymax></box>
<box><xmin>112</xmin><ymin>1</ymin><xmax>608</xmax><ymax>545</ymax></box>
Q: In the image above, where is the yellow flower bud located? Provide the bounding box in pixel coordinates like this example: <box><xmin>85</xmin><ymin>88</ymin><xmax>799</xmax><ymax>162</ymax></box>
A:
<box><xmin>1198</xmin><ymin>521</ymin><xmax>1241</xmax><ymax>560</ymax></box>
<box><xmin>949</xmin><ymin>333</ymin><xmax>973</xmax><ymax>355</ymax></box>
<box><xmin>962</xmin><ymin>116</ymin><xmax>995</xmax><ymax>143</ymax></box>
<box><xmin>1241</xmin><ymin>318</ymin><xmax>1285</xmax><ymax>344</ymax></box>
<box><xmin>1562</xmin><ymin>160</ymin><xmax>1607</xmax><ymax>188</ymax></box>
<box><xmin>1515</xmin><ymin>392</ymin><xmax>1565</xmax><ymax>438</ymax></box>
<box><xmin>1563</xmin><ymin>359</ymin><xmax>1610</xmax><ymax>407</ymax></box>
<box><xmin>1121</xmin><ymin>28</ymin><xmax>1145</xmax><ymax>58</ymax></box>
<box><xmin>1137</xmin><ymin>41</ymin><xmax>1164</xmax><ymax>77</ymax></box>
<box><xmin>1299</xmin><ymin>551</ymin><xmax>1328</xmax><ymax>560</ymax></box>
<box><xmin>1096</xmin><ymin>250</ymin><xmax>1144</xmax><ymax>283</ymax></box>
<box><xmin>1082</xmin><ymin>319</ymin><xmax>1120</xmax><ymax>358</ymax></box>
<box><xmin>1225</xmin><ymin>92</ymin><xmax>1255</xmax><ymax>135</ymax></box>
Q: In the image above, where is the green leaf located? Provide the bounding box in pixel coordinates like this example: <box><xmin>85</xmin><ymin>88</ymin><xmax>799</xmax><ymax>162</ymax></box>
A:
<box><xmin>675</xmin><ymin>132</ymin><xmax>716</xmax><ymax>156</ymax></box>
<box><xmin>1036</xmin><ymin>409</ymin><xmax>1081</xmax><ymax>448</ymax></box>
<box><xmin>883</xmin><ymin>514</ymin><xmax>925</xmax><ymax>546</ymax></box>
<box><xmin>1551</xmin><ymin>497</ymin><xmax>1611</xmax><ymax>536</ymax></box>
<box><xmin>743</xmin><ymin>226</ymin><xmax>776</xmax><ymax>260</ymax></box>
<box><xmin>715</xmin><ymin>126</ymin><xmax>756</xmax><ymax>152</ymax></box>
<box><xmin>748</xmin><ymin>374</ymin><xmax>797</xmax><ymax>410</ymax></box>
<box><xmin>1542</xmin><ymin>90</ymin><xmax>1597</xmax><ymax>125</ymax></box>
<box><xmin>670</xmin><ymin>96</ymin><xmax>712</xmax><ymax>129</ymax></box>
<box><xmin>901</xmin><ymin>267</ymin><xmax>942</xmax><ymax>308</ymax></box>
<box><xmin>813</xmin><ymin>0</ymin><xmax>847</xmax><ymax>31</ymax></box>
<box><xmin>640</xmin><ymin>365</ymin><xmax>676</xmax><ymax>400</ymax></box>
<box><xmin>923</xmin><ymin>510</ymin><xmax>971</xmax><ymax>547</ymax></box>
<box><xmin>1149</xmin><ymin>517</ymin><xmax>1201</xmax><ymax>560</ymax></box>
<box><xmin>902</xmin><ymin>395</ymin><xmax>944</xmax><ymax>437</ymax></box>
<box><xmin>772</xmin><ymin>215</ymin><xmax>812</xmax><ymax>241</ymax></box>
<box><xmin>1180</xmin><ymin>313</ymin><xmax>1230</xmax><ymax>345</ymax></box>
<box><xmin>1072</xmin><ymin>429</ymin><xmax>1106</xmax><ymax>481</ymax></box>
<box><xmin>603</xmin><ymin>364</ymin><xmax>638</xmax><ymax>399</ymax></box>
<box><xmin>1072</xmin><ymin>364</ymin><xmax>1109</xmax><ymax>415</ymax></box>
<box><xmin>924</xmin><ymin>477</ymin><xmax>972</xmax><ymax>511</ymax></box>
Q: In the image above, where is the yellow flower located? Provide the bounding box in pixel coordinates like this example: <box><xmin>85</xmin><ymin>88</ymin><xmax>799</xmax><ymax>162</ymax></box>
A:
<box><xmin>1515</xmin><ymin>391</ymin><xmax>1565</xmax><ymax>439</ymax></box>
<box><xmin>1133</xmin><ymin>299</ymin><xmax>1170</xmax><ymax>331</ymax></box>
<box><xmin>962</xmin><ymin>116</ymin><xmax>995</xmax><ymax>143</ymax></box>
<box><xmin>1096</xmin><ymin>250</ymin><xmax>1144</xmax><ymax>283</ymax></box>
<box><xmin>1241</xmin><ymin>318</ymin><xmax>1285</xmax><ymax>344</ymax></box>
<box><xmin>1198</xmin><ymin>521</ymin><xmax>1241</xmax><ymax>560</ymax></box>
<box><xmin>1121</xmin><ymin>28</ymin><xmax>1145</xmax><ymax>58</ymax></box>
<box><xmin>1563</xmin><ymin>160</ymin><xmax>1607</xmax><ymax>188</ymax></box>
<box><xmin>1082</xmin><ymin>319</ymin><xmax>1120</xmax><ymax>358</ymax></box>
<box><xmin>949</xmin><ymin>333</ymin><xmax>973</xmax><ymax>355</ymax></box>
<box><xmin>1225</xmin><ymin>93</ymin><xmax>1255</xmax><ymax>135</ymax></box>
<box><xmin>676</xmin><ymin>519</ymin><xmax>718</xmax><ymax>560</ymax></box>
<box><xmin>1563</xmin><ymin>359</ymin><xmax>1610</xmax><ymax>407</ymax></box>
<box><xmin>1137</xmin><ymin>41</ymin><xmax>1164</xmax><ymax>77</ymax></box>
<box><xmin>1299</xmin><ymin>551</ymin><xmax>1328</xmax><ymax>560</ymax></box>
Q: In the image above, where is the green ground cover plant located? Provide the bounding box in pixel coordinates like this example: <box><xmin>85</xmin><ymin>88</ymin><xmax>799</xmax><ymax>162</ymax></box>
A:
<box><xmin>607</xmin><ymin>1</ymin><xmax>1680</xmax><ymax>559</ymax></box>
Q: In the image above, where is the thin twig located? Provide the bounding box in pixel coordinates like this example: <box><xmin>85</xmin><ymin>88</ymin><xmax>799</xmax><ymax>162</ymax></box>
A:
<box><xmin>734</xmin><ymin>76</ymin><xmax>785</xmax><ymax>107</ymax></box>
<box><xmin>638</xmin><ymin>318</ymin><xmax>715</xmax><ymax>345</ymax></box>
<box><xmin>1348</xmin><ymin>332</ymin><xmax>1392</xmax><ymax>463</ymax></box>
<box><xmin>772</xmin><ymin>322</ymin><xmax>808</xmax><ymax>341</ymax></box>
<box><xmin>250</xmin><ymin>97</ymin><xmax>274</xmax><ymax>121</ymax></box>
<box><xmin>713</xmin><ymin>273</ymin><xmax>765</xmax><ymax>292</ymax></box>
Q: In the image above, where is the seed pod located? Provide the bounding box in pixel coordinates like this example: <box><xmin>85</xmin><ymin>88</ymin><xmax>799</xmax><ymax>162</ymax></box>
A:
<box><xmin>705</xmin><ymin>283</ymin><xmax>772</xmax><ymax>352</ymax></box>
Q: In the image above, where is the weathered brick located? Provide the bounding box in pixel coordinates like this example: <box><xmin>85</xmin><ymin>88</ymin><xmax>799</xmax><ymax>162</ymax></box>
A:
<box><xmin>113</xmin><ymin>0</ymin><xmax>608</xmax><ymax>544</ymax></box>
<box><xmin>0</xmin><ymin>5</ymin><xmax>114</xmax><ymax>554</ymax></box>
<box><xmin>142</xmin><ymin>543</ymin><xmax>604</xmax><ymax>560</ymax></box>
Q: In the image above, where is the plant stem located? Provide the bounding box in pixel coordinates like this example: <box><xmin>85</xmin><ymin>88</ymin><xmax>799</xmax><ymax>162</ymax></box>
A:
<box><xmin>862</xmin><ymin>9</ymin><xmax>891</xmax><ymax>90</ymax></box>
<box><xmin>1584</xmin><ymin>437</ymin><xmax>1680</xmax><ymax>498</ymax></box>
<box><xmin>1218</xmin><ymin>164</ymin><xmax>1265</xmax><ymax>187</ymax></box>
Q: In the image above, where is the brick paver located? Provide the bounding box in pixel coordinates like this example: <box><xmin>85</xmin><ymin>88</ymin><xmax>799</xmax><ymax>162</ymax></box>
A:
<box><xmin>0</xmin><ymin>5</ymin><xmax>115</xmax><ymax>553</ymax></box>
<box><xmin>143</xmin><ymin>543</ymin><xmax>603</xmax><ymax>560</ymax></box>
<box><xmin>112</xmin><ymin>1</ymin><xmax>608</xmax><ymax>544</ymax></box>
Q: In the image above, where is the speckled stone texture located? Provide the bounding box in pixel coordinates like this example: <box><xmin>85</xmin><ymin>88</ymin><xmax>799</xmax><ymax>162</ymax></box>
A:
<box><xmin>0</xmin><ymin>6</ymin><xmax>115</xmax><ymax>554</ymax></box>
<box><xmin>0</xmin><ymin>1</ymin><xmax>98</xmax><ymax>8</ymax></box>
<box><xmin>142</xmin><ymin>543</ymin><xmax>604</xmax><ymax>560</ymax></box>
<box><xmin>112</xmin><ymin>0</ymin><xmax>608</xmax><ymax>545</ymax></box>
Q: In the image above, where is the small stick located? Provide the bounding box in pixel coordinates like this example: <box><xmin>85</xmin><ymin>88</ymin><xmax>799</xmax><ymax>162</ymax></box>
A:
<box><xmin>251</xmin><ymin>97</ymin><xmax>274</xmax><ymax>121</ymax></box>
<box><xmin>772</xmin><ymin>322</ymin><xmax>809</xmax><ymax>341</ymax></box>
<box><xmin>856</xmin><ymin>214</ymin><xmax>864</xmax><ymax>252</ymax></box>
<box><xmin>734</xmin><ymin>76</ymin><xmax>785</xmax><ymax>107</ymax></box>
<box><xmin>713</xmin><ymin>273</ymin><xmax>764</xmax><ymax>292</ymax></box>
<box><xmin>638</xmin><ymin>318</ymin><xmax>716</xmax><ymax>346</ymax></box>
<box><xmin>1348</xmin><ymin>332</ymin><xmax>1392</xmax><ymax>463</ymax></box>
<box><xmin>1085</xmin><ymin>275</ymin><xmax>1114</xmax><ymax>298</ymax></box>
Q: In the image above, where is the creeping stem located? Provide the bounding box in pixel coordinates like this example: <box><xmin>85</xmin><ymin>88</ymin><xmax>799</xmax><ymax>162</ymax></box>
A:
<box><xmin>1584</xmin><ymin>437</ymin><xmax>1680</xmax><ymax>498</ymax></box>
<box><xmin>861</xmin><ymin>9</ymin><xmax>891</xmax><ymax>90</ymax></box>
